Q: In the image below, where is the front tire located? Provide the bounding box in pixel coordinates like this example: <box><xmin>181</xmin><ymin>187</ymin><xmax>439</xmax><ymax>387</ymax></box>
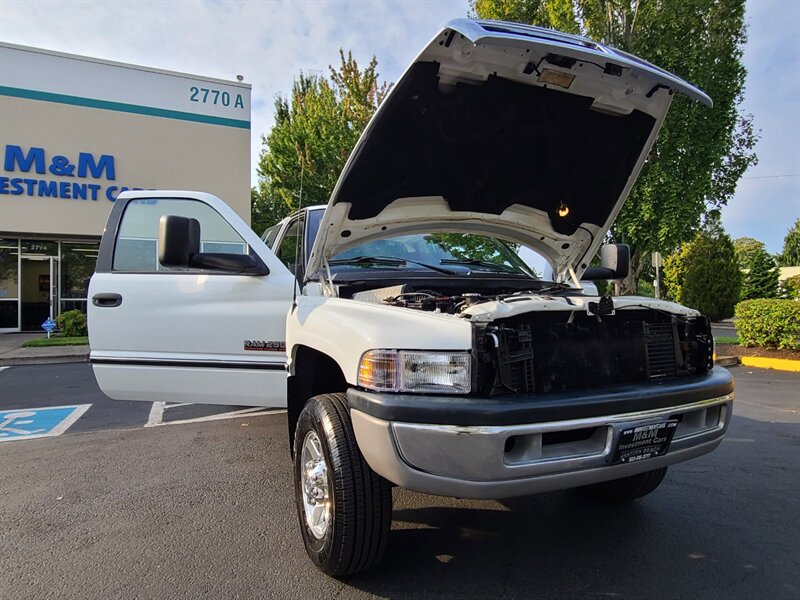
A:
<box><xmin>293</xmin><ymin>393</ymin><xmax>392</xmax><ymax>576</ymax></box>
<box><xmin>578</xmin><ymin>467</ymin><xmax>668</xmax><ymax>503</ymax></box>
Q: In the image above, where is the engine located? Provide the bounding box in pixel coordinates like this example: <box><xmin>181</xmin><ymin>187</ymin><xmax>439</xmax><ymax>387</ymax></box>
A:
<box><xmin>352</xmin><ymin>284</ymin><xmax>509</xmax><ymax>315</ymax></box>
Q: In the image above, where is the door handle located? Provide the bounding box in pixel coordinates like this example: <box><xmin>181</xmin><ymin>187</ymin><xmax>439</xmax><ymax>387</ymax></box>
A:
<box><xmin>92</xmin><ymin>293</ymin><xmax>122</xmax><ymax>308</ymax></box>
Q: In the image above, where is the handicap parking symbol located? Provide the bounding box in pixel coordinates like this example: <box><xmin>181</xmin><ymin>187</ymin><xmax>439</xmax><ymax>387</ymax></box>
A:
<box><xmin>0</xmin><ymin>405</ymin><xmax>91</xmax><ymax>442</ymax></box>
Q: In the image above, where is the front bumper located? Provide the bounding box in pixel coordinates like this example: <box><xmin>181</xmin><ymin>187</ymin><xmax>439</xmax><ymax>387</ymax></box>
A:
<box><xmin>348</xmin><ymin>369</ymin><xmax>734</xmax><ymax>499</ymax></box>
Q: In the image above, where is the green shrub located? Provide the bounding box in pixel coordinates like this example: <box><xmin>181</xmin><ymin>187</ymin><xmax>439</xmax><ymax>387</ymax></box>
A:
<box><xmin>780</xmin><ymin>274</ymin><xmax>800</xmax><ymax>300</ymax></box>
<box><xmin>662</xmin><ymin>230</ymin><xmax>741</xmax><ymax>321</ymax></box>
<box><xmin>741</xmin><ymin>246</ymin><xmax>779</xmax><ymax>300</ymax></box>
<box><xmin>735</xmin><ymin>299</ymin><xmax>800</xmax><ymax>350</ymax></box>
<box><xmin>56</xmin><ymin>309</ymin><xmax>88</xmax><ymax>337</ymax></box>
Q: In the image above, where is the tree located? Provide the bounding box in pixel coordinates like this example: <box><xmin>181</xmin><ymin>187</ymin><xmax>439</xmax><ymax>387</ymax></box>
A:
<box><xmin>733</xmin><ymin>236</ymin><xmax>766</xmax><ymax>271</ymax></box>
<box><xmin>661</xmin><ymin>229</ymin><xmax>741</xmax><ymax>321</ymax></box>
<box><xmin>471</xmin><ymin>0</ymin><xmax>758</xmax><ymax>293</ymax></box>
<box><xmin>741</xmin><ymin>246</ymin><xmax>779</xmax><ymax>300</ymax></box>
<box><xmin>252</xmin><ymin>51</ymin><xmax>389</xmax><ymax>234</ymax></box>
<box><xmin>779</xmin><ymin>274</ymin><xmax>800</xmax><ymax>300</ymax></box>
<box><xmin>779</xmin><ymin>219</ymin><xmax>800</xmax><ymax>266</ymax></box>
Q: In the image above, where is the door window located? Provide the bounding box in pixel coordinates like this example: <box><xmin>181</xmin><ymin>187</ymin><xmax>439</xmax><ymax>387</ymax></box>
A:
<box><xmin>275</xmin><ymin>218</ymin><xmax>302</xmax><ymax>274</ymax></box>
<box><xmin>113</xmin><ymin>198</ymin><xmax>249</xmax><ymax>272</ymax></box>
<box><xmin>261</xmin><ymin>224</ymin><xmax>281</xmax><ymax>248</ymax></box>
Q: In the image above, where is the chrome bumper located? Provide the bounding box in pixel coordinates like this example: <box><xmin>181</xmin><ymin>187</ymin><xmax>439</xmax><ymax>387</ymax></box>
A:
<box><xmin>350</xmin><ymin>393</ymin><xmax>733</xmax><ymax>499</ymax></box>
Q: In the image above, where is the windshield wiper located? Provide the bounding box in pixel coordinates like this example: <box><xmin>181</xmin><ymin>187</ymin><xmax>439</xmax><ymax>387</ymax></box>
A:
<box><xmin>329</xmin><ymin>255</ymin><xmax>459</xmax><ymax>276</ymax></box>
<box><xmin>440</xmin><ymin>258</ymin><xmax>523</xmax><ymax>275</ymax></box>
<box><xmin>534</xmin><ymin>282</ymin><xmax>574</xmax><ymax>294</ymax></box>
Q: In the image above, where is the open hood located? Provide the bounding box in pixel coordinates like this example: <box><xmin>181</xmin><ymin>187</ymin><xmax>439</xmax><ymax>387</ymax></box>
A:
<box><xmin>306</xmin><ymin>19</ymin><xmax>711</xmax><ymax>281</ymax></box>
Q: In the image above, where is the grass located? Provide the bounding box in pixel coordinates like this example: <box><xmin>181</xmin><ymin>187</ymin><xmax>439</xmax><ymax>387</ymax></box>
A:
<box><xmin>715</xmin><ymin>336</ymin><xmax>739</xmax><ymax>345</ymax></box>
<box><xmin>22</xmin><ymin>336</ymin><xmax>89</xmax><ymax>348</ymax></box>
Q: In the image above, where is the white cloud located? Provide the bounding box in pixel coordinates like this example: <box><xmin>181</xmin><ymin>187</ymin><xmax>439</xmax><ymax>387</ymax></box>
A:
<box><xmin>0</xmin><ymin>0</ymin><xmax>467</xmax><ymax>190</ymax></box>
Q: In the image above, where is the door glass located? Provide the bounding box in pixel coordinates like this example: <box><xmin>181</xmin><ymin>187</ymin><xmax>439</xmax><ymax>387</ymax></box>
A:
<box><xmin>113</xmin><ymin>198</ymin><xmax>249</xmax><ymax>272</ymax></box>
<box><xmin>20</xmin><ymin>258</ymin><xmax>50</xmax><ymax>330</ymax></box>
<box><xmin>275</xmin><ymin>218</ymin><xmax>301</xmax><ymax>272</ymax></box>
<box><xmin>261</xmin><ymin>224</ymin><xmax>281</xmax><ymax>248</ymax></box>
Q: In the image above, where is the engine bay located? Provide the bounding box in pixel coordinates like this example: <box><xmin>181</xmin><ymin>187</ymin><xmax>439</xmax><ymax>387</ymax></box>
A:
<box><xmin>349</xmin><ymin>281</ymin><xmax>569</xmax><ymax>315</ymax></box>
<box><xmin>346</xmin><ymin>281</ymin><xmax>713</xmax><ymax>397</ymax></box>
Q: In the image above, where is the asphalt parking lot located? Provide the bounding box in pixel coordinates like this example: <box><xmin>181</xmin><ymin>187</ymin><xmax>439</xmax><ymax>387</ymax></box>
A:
<box><xmin>1</xmin><ymin>364</ymin><xmax>798</xmax><ymax>599</ymax></box>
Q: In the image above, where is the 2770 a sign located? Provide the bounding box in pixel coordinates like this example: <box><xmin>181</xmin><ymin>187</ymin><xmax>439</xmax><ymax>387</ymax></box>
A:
<box><xmin>189</xmin><ymin>86</ymin><xmax>245</xmax><ymax>109</ymax></box>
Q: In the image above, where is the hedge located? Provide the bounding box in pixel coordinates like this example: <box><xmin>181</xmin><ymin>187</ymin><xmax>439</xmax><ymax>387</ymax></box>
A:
<box><xmin>56</xmin><ymin>309</ymin><xmax>88</xmax><ymax>337</ymax></box>
<box><xmin>735</xmin><ymin>299</ymin><xmax>800</xmax><ymax>350</ymax></box>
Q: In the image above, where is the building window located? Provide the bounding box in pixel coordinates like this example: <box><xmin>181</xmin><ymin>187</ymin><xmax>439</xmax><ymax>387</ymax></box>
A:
<box><xmin>0</xmin><ymin>239</ymin><xmax>20</xmax><ymax>328</ymax></box>
<box><xmin>60</xmin><ymin>242</ymin><xmax>99</xmax><ymax>314</ymax></box>
<box><xmin>20</xmin><ymin>239</ymin><xmax>58</xmax><ymax>257</ymax></box>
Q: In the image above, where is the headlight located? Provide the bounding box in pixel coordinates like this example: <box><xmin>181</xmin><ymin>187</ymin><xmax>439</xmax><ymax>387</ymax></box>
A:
<box><xmin>358</xmin><ymin>350</ymin><xmax>472</xmax><ymax>394</ymax></box>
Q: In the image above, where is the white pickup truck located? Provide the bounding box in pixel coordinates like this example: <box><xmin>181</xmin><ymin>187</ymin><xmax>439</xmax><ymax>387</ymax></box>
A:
<box><xmin>88</xmin><ymin>19</ymin><xmax>734</xmax><ymax>576</ymax></box>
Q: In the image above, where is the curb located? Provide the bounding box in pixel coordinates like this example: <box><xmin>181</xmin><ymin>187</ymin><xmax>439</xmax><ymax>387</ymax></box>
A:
<box><xmin>0</xmin><ymin>350</ymin><xmax>89</xmax><ymax>367</ymax></box>
<box><xmin>740</xmin><ymin>356</ymin><xmax>800</xmax><ymax>373</ymax></box>
<box><xmin>715</xmin><ymin>356</ymin><xmax>741</xmax><ymax>368</ymax></box>
<box><xmin>715</xmin><ymin>355</ymin><xmax>800</xmax><ymax>372</ymax></box>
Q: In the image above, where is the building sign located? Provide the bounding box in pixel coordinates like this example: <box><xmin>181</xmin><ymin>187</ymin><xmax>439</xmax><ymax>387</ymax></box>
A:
<box><xmin>0</xmin><ymin>144</ymin><xmax>143</xmax><ymax>201</ymax></box>
<box><xmin>0</xmin><ymin>43</ymin><xmax>251</xmax><ymax>238</ymax></box>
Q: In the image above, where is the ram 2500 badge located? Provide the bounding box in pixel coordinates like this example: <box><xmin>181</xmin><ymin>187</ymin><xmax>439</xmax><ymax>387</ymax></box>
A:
<box><xmin>88</xmin><ymin>19</ymin><xmax>734</xmax><ymax>576</ymax></box>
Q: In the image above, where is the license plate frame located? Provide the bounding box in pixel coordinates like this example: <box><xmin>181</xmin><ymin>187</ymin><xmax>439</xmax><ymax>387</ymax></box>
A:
<box><xmin>611</xmin><ymin>419</ymin><xmax>679</xmax><ymax>465</ymax></box>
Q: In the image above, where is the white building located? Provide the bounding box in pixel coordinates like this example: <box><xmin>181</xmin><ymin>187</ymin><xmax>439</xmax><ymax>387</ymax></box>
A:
<box><xmin>0</xmin><ymin>43</ymin><xmax>251</xmax><ymax>331</ymax></box>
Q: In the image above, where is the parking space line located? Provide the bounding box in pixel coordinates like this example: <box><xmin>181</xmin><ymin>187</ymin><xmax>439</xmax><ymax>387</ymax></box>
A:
<box><xmin>156</xmin><ymin>407</ymin><xmax>285</xmax><ymax>426</ymax></box>
<box><xmin>145</xmin><ymin>402</ymin><xmax>285</xmax><ymax>427</ymax></box>
<box><xmin>145</xmin><ymin>402</ymin><xmax>167</xmax><ymax>427</ymax></box>
<box><xmin>145</xmin><ymin>403</ymin><xmax>285</xmax><ymax>427</ymax></box>
<box><xmin>0</xmin><ymin>366</ymin><xmax>9</xmax><ymax>372</ymax></box>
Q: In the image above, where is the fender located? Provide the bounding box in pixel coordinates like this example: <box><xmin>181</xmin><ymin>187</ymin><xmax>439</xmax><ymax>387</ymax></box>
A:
<box><xmin>286</xmin><ymin>296</ymin><xmax>473</xmax><ymax>384</ymax></box>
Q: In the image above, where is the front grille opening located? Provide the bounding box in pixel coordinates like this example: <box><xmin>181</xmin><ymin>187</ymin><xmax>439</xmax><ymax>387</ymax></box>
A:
<box><xmin>673</xmin><ymin>405</ymin><xmax>724</xmax><ymax>439</ymax></box>
<box><xmin>542</xmin><ymin>427</ymin><xmax>595</xmax><ymax>446</ymax></box>
<box><xmin>504</xmin><ymin>426</ymin><xmax>607</xmax><ymax>464</ymax></box>
<box><xmin>478</xmin><ymin>310</ymin><xmax>712</xmax><ymax>396</ymax></box>
<box><xmin>645</xmin><ymin>322</ymin><xmax>678</xmax><ymax>379</ymax></box>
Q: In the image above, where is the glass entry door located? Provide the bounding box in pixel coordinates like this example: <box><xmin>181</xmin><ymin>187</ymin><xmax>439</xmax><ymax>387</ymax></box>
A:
<box><xmin>19</xmin><ymin>256</ymin><xmax>55</xmax><ymax>331</ymax></box>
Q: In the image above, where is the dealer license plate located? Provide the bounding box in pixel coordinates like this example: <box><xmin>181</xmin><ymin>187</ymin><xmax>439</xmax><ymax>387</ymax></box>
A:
<box><xmin>612</xmin><ymin>420</ymin><xmax>679</xmax><ymax>464</ymax></box>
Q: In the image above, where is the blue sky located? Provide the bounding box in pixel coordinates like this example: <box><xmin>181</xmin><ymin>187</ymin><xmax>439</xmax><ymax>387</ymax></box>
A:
<box><xmin>1</xmin><ymin>0</ymin><xmax>797</xmax><ymax>253</ymax></box>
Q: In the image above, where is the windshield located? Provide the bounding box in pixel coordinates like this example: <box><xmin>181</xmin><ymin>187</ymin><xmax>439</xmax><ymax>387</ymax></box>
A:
<box><xmin>330</xmin><ymin>233</ymin><xmax>537</xmax><ymax>277</ymax></box>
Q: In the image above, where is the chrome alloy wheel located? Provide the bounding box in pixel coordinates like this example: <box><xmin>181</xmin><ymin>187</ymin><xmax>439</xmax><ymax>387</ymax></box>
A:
<box><xmin>301</xmin><ymin>430</ymin><xmax>331</xmax><ymax>539</ymax></box>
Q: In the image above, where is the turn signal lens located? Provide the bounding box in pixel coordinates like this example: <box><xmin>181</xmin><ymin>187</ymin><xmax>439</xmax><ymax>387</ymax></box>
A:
<box><xmin>358</xmin><ymin>350</ymin><xmax>398</xmax><ymax>391</ymax></box>
<box><xmin>358</xmin><ymin>350</ymin><xmax>472</xmax><ymax>394</ymax></box>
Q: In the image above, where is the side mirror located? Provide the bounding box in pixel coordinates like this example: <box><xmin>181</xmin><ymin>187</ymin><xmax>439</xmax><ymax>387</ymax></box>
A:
<box><xmin>582</xmin><ymin>244</ymin><xmax>630</xmax><ymax>280</ymax></box>
<box><xmin>158</xmin><ymin>215</ymin><xmax>269</xmax><ymax>275</ymax></box>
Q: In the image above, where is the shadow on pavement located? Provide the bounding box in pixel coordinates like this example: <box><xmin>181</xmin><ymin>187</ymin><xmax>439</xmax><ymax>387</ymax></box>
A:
<box><xmin>341</xmin><ymin>416</ymin><xmax>798</xmax><ymax>600</ymax></box>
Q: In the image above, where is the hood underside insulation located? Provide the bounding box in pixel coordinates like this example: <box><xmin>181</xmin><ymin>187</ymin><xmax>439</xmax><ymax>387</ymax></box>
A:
<box><xmin>334</xmin><ymin>61</ymin><xmax>656</xmax><ymax>236</ymax></box>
